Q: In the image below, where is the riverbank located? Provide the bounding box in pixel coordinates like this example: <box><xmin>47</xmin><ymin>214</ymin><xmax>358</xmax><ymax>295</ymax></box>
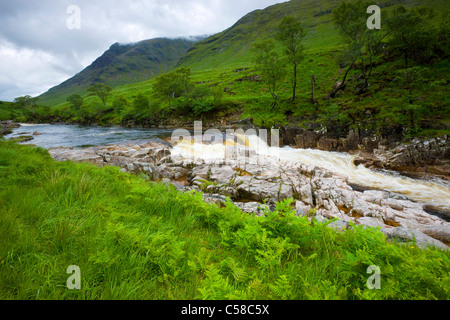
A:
<box><xmin>1</xmin><ymin>140</ymin><xmax>449</xmax><ymax>300</ymax></box>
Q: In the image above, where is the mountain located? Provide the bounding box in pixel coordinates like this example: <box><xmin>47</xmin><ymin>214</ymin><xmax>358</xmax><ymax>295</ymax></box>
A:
<box><xmin>38</xmin><ymin>37</ymin><xmax>199</xmax><ymax>106</ymax></box>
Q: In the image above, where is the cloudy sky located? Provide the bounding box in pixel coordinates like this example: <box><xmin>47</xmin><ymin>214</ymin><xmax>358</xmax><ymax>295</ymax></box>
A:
<box><xmin>0</xmin><ymin>0</ymin><xmax>285</xmax><ymax>101</ymax></box>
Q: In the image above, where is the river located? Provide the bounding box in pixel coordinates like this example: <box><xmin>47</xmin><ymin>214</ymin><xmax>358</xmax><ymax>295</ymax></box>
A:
<box><xmin>4</xmin><ymin>123</ymin><xmax>174</xmax><ymax>149</ymax></box>
<box><xmin>5</xmin><ymin>123</ymin><xmax>450</xmax><ymax>213</ymax></box>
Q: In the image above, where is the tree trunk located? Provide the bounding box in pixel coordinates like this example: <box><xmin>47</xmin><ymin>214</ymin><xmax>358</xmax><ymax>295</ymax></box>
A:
<box><xmin>311</xmin><ymin>75</ymin><xmax>316</xmax><ymax>103</ymax></box>
<box><xmin>404</xmin><ymin>51</ymin><xmax>409</xmax><ymax>69</ymax></box>
<box><xmin>292</xmin><ymin>64</ymin><xmax>298</xmax><ymax>101</ymax></box>
<box><xmin>271</xmin><ymin>92</ymin><xmax>278</xmax><ymax>110</ymax></box>
<box><xmin>329</xmin><ymin>59</ymin><xmax>355</xmax><ymax>98</ymax></box>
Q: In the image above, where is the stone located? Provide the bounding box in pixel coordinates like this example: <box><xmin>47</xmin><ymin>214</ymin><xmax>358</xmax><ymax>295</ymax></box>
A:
<box><xmin>360</xmin><ymin>190</ymin><xmax>385</xmax><ymax>206</ymax></box>
<box><xmin>45</xmin><ymin>137</ymin><xmax>449</xmax><ymax>250</ymax></box>
<box><xmin>202</xmin><ymin>194</ymin><xmax>229</xmax><ymax>206</ymax></box>
<box><xmin>418</xmin><ymin>225</ymin><xmax>450</xmax><ymax>244</ymax></box>
<box><xmin>327</xmin><ymin>220</ymin><xmax>350</xmax><ymax>232</ymax></box>
<box><xmin>381</xmin><ymin>227</ymin><xmax>448</xmax><ymax>250</ymax></box>
<box><xmin>296</xmin><ymin>201</ymin><xmax>312</xmax><ymax>217</ymax></box>
<box><xmin>234</xmin><ymin>202</ymin><xmax>268</xmax><ymax>217</ymax></box>
<box><xmin>357</xmin><ymin>217</ymin><xmax>386</xmax><ymax>228</ymax></box>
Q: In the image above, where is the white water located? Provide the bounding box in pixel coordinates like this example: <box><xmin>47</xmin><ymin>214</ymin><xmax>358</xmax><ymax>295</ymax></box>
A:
<box><xmin>172</xmin><ymin>134</ymin><xmax>450</xmax><ymax>212</ymax></box>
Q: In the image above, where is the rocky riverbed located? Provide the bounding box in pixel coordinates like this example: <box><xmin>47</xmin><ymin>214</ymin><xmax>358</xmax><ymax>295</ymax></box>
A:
<box><xmin>47</xmin><ymin>138</ymin><xmax>450</xmax><ymax>250</ymax></box>
<box><xmin>0</xmin><ymin>120</ymin><xmax>21</xmax><ymax>137</ymax></box>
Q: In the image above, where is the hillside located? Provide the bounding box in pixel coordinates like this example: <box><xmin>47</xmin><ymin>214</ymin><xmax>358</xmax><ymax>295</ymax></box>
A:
<box><xmin>37</xmin><ymin>37</ymin><xmax>199</xmax><ymax>106</ymax></box>
<box><xmin>177</xmin><ymin>0</ymin><xmax>343</xmax><ymax>70</ymax></box>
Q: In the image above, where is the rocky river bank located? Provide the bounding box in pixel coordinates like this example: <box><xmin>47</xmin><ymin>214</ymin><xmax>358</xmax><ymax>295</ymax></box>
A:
<box><xmin>47</xmin><ymin>136</ymin><xmax>450</xmax><ymax>250</ymax></box>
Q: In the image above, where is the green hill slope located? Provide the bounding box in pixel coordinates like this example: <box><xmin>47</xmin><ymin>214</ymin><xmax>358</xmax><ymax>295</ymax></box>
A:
<box><xmin>38</xmin><ymin>37</ymin><xmax>199</xmax><ymax>106</ymax></box>
<box><xmin>179</xmin><ymin>0</ymin><xmax>449</xmax><ymax>71</ymax></box>
<box><xmin>177</xmin><ymin>0</ymin><xmax>342</xmax><ymax>70</ymax></box>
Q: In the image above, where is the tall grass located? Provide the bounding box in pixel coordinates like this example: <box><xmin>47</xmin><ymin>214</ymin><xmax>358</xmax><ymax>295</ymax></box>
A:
<box><xmin>0</xmin><ymin>141</ymin><xmax>449</xmax><ymax>300</ymax></box>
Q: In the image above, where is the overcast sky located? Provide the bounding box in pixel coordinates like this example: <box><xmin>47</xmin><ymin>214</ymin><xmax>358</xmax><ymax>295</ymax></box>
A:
<box><xmin>0</xmin><ymin>0</ymin><xmax>286</xmax><ymax>101</ymax></box>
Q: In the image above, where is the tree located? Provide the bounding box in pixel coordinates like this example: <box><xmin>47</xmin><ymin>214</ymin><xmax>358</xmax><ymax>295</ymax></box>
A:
<box><xmin>251</xmin><ymin>39</ymin><xmax>287</xmax><ymax>109</ymax></box>
<box><xmin>397</xmin><ymin>67</ymin><xmax>429</xmax><ymax>131</ymax></box>
<box><xmin>176</xmin><ymin>68</ymin><xmax>195</xmax><ymax>109</ymax></box>
<box><xmin>437</xmin><ymin>10</ymin><xmax>450</xmax><ymax>57</ymax></box>
<box><xmin>332</xmin><ymin>1</ymin><xmax>383</xmax><ymax>97</ymax></box>
<box><xmin>112</xmin><ymin>96</ymin><xmax>128</xmax><ymax>113</ymax></box>
<box><xmin>153</xmin><ymin>68</ymin><xmax>194</xmax><ymax>110</ymax></box>
<box><xmin>132</xmin><ymin>94</ymin><xmax>150</xmax><ymax>114</ymax></box>
<box><xmin>88</xmin><ymin>83</ymin><xmax>112</xmax><ymax>107</ymax></box>
<box><xmin>386</xmin><ymin>5</ymin><xmax>438</xmax><ymax>68</ymax></box>
<box><xmin>66</xmin><ymin>94</ymin><xmax>83</xmax><ymax>111</ymax></box>
<box><xmin>14</xmin><ymin>95</ymin><xmax>39</xmax><ymax>118</ymax></box>
<box><xmin>275</xmin><ymin>16</ymin><xmax>305</xmax><ymax>101</ymax></box>
<box><xmin>153</xmin><ymin>72</ymin><xmax>179</xmax><ymax>109</ymax></box>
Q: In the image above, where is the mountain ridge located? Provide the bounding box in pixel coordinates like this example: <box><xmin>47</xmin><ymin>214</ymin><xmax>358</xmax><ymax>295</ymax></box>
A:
<box><xmin>38</xmin><ymin>37</ymin><xmax>200</xmax><ymax>105</ymax></box>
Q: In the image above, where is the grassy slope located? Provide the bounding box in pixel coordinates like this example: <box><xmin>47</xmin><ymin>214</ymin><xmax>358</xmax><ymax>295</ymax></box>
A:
<box><xmin>0</xmin><ymin>141</ymin><xmax>449</xmax><ymax>300</ymax></box>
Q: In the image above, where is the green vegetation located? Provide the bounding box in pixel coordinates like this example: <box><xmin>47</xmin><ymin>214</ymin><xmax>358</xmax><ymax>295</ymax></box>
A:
<box><xmin>87</xmin><ymin>83</ymin><xmax>112</xmax><ymax>108</ymax></box>
<box><xmin>0</xmin><ymin>101</ymin><xmax>20</xmax><ymax>121</ymax></box>
<box><xmin>251</xmin><ymin>39</ymin><xmax>287</xmax><ymax>109</ymax></box>
<box><xmin>275</xmin><ymin>16</ymin><xmax>306</xmax><ymax>101</ymax></box>
<box><xmin>0</xmin><ymin>141</ymin><xmax>449</xmax><ymax>300</ymax></box>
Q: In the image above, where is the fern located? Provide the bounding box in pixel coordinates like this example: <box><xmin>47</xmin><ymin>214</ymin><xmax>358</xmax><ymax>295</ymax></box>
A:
<box><xmin>220</xmin><ymin>257</ymin><xmax>248</xmax><ymax>284</ymax></box>
<box><xmin>269</xmin><ymin>275</ymin><xmax>293</xmax><ymax>300</ymax></box>
<box><xmin>199</xmin><ymin>264</ymin><xmax>233</xmax><ymax>300</ymax></box>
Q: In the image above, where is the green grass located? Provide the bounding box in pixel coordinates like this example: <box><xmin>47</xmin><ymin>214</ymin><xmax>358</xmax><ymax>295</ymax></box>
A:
<box><xmin>0</xmin><ymin>140</ymin><xmax>449</xmax><ymax>300</ymax></box>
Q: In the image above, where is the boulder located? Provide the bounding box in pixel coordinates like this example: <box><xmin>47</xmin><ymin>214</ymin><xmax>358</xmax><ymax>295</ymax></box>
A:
<box><xmin>418</xmin><ymin>225</ymin><xmax>450</xmax><ymax>244</ymax></box>
<box><xmin>381</xmin><ymin>227</ymin><xmax>449</xmax><ymax>250</ymax></box>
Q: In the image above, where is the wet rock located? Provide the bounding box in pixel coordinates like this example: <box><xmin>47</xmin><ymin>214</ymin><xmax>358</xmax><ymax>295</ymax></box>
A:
<box><xmin>9</xmin><ymin>135</ymin><xmax>34</xmax><ymax>143</ymax></box>
<box><xmin>294</xmin><ymin>131</ymin><xmax>320</xmax><ymax>149</ymax></box>
<box><xmin>318</xmin><ymin>137</ymin><xmax>339</xmax><ymax>151</ymax></box>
